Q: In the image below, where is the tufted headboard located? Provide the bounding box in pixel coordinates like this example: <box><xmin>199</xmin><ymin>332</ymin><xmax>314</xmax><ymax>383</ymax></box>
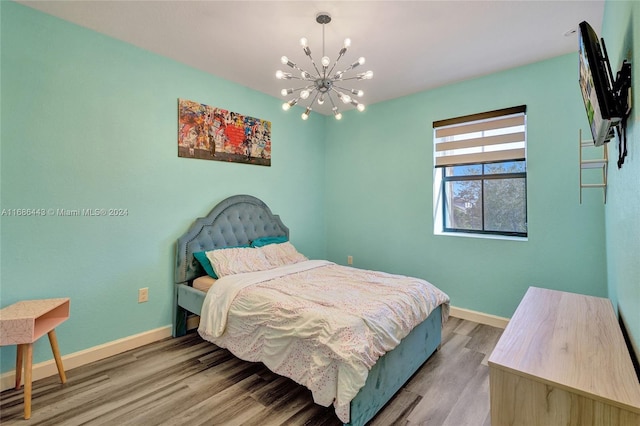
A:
<box><xmin>175</xmin><ymin>194</ymin><xmax>289</xmax><ymax>285</ymax></box>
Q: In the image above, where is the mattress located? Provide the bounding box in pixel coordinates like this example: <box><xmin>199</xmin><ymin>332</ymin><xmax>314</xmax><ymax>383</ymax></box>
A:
<box><xmin>193</xmin><ymin>275</ymin><xmax>216</xmax><ymax>292</ymax></box>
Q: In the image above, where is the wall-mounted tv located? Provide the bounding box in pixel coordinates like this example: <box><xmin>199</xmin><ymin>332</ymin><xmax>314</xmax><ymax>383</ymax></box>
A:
<box><xmin>578</xmin><ymin>21</ymin><xmax>620</xmax><ymax>146</ymax></box>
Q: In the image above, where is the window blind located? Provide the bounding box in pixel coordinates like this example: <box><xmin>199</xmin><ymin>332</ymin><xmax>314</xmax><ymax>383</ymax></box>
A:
<box><xmin>434</xmin><ymin>106</ymin><xmax>526</xmax><ymax>167</ymax></box>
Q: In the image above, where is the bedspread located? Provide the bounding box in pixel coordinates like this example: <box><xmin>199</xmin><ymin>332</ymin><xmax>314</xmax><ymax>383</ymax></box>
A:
<box><xmin>198</xmin><ymin>260</ymin><xmax>449</xmax><ymax>423</ymax></box>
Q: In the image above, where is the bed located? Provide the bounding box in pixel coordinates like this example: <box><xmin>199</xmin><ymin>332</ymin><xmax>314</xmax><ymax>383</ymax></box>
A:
<box><xmin>174</xmin><ymin>194</ymin><xmax>449</xmax><ymax>426</ymax></box>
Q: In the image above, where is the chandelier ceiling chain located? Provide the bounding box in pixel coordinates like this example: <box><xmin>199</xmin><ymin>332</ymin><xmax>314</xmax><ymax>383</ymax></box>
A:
<box><xmin>276</xmin><ymin>12</ymin><xmax>373</xmax><ymax>121</ymax></box>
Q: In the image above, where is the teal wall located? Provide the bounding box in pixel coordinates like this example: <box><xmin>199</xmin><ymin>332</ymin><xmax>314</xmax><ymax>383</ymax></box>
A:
<box><xmin>324</xmin><ymin>53</ymin><xmax>608</xmax><ymax>319</ymax></box>
<box><xmin>0</xmin><ymin>2</ymin><xmax>326</xmax><ymax>373</ymax></box>
<box><xmin>602</xmin><ymin>0</ymin><xmax>640</xmax><ymax>362</ymax></box>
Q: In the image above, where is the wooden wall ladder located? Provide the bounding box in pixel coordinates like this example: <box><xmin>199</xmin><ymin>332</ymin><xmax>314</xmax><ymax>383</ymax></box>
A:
<box><xmin>579</xmin><ymin>129</ymin><xmax>608</xmax><ymax>204</ymax></box>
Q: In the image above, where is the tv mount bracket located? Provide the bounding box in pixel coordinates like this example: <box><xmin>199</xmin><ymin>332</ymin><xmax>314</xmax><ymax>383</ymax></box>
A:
<box><xmin>602</xmin><ymin>38</ymin><xmax>632</xmax><ymax>168</ymax></box>
<box><xmin>613</xmin><ymin>61</ymin><xmax>631</xmax><ymax>168</ymax></box>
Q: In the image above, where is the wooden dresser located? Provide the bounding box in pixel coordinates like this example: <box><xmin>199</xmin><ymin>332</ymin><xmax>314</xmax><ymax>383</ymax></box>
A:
<box><xmin>488</xmin><ymin>287</ymin><xmax>640</xmax><ymax>425</ymax></box>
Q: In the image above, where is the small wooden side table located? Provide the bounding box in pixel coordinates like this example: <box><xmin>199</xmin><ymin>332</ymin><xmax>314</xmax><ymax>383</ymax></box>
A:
<box><xmin>0</xmin><ymin>298</ymin><xmax>70</xmax><ymax>419</ymax></box>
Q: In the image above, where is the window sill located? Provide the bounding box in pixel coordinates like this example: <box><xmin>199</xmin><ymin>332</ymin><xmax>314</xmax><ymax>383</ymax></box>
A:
<box><xmin>434</xmin><ymin>230</ymin><xmax>528</xmax><ymax>242</ymax></box>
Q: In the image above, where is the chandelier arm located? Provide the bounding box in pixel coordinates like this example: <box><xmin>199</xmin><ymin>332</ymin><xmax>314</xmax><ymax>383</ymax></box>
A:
<box><xmin>330</xmin><ymin>66</ymin><xmax>359</xmax><ymax>81</ymax></box>
<box><xmin>291</xmin><ymin>64</ymin><xmax>312</xmax><ymax>75</ymax></box>
<box><xmin>284</xmin><ymin>85</ymin><xmax>316</xmax><ymax>95</ymax></box>
<box><xmin>333</xmin><ymin>85</ymin><xmax>363</xmax><ymax>96</ymax></box>
<box><xmin>298</xmin><ymin>67</ymin><xmax>317</xmax><ymax>79</ymax></box>
<box><xmin>308</xmin><ymin>90</ymin><xmax>320</xmax><ymax>106</ymax></box>
<box><xmin>303</xmin><ymin>87</ymin><xmax>318</xmax><ymax>99</ymax></box>
<box><xmin>344</xmin><ymin>64</ymin><xmax>357</xmax><ymax>72</ymax></box>
<box><xmin>327</xmin><ymin>50</ymin><xmax>347</xmax><ymax>77</ymax></box>
<box><xmin>310</xmin><ymin>59</ymin><xmax>324</xmax><ymax>78</ymax></box>
<box><xmin>327</xmin><ymin>92</ymin><xmax>338</xmax><ymax>110</ymax></box>
<box><xmin>331</xmin><ymin>87</ymin><xmax>348</xmax><ymax>102</ymax></box>
<box><xmin>340</xmin><ymin>76</ymin><xmax>365</xmax><ymax>81</ymax></box>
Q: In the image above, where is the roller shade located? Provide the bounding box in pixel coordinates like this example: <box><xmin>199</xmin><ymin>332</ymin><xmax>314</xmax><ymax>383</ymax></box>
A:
<box><xmin>434</xmin><ymin>106</ymin><xmax>526</xmax><ymax>167</ymax></box>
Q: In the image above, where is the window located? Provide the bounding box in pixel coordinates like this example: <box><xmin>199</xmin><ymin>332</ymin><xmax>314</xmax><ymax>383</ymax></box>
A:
<box><xmin>433</xmin><ymin>106</ymin><xmax>527</xmax><ymax>238</ymax></box>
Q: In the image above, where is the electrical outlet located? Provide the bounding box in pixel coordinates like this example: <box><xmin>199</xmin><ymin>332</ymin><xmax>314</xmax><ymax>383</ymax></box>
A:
<box><xmin>138</xmin><ymin>287</ymin><xmax>149</xmax><ymax>303</ymax></box>
<box><xmin>347</xmin><ymin>255</ymin><xmax>353</xmax><ymax>265</ymax></box>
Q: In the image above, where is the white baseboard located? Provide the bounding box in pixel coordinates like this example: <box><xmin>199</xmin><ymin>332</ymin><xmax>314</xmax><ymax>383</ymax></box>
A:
<box><xmin>450</xmin><ymin>306</ymin><xmax>509</xmax><ymax>329</ymax></box>
<box><xmin>1</xmin><ymin>325</ymin><xmax>172</xmax><ymax>392</ymax></box>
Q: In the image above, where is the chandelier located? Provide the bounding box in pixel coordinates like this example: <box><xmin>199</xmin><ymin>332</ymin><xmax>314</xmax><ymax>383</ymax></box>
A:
<box><xmin>276</xmin><ymin>13</ymin><xmax>373</xmax><ymax>121</ymax></box>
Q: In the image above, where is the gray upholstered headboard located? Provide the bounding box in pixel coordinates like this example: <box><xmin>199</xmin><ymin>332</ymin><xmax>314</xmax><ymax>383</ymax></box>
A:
<box><xmin>175</xmin><ymin>194</ymin><xmax>289</xmax><ymax>285</ymax></box>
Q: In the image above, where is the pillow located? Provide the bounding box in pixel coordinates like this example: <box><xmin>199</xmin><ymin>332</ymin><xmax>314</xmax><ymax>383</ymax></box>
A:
<box><xmin>193</xmin><ymin>251</ymin><xmax>217</xmax><ymax>278</ymax></box>
<box><xmin>250</xmin><ymin>235</ymin><xmax>288</xmax><ymax>247</ymax></box>
<box><xmin>259</xmin><ymin>241</ymin><xmax>308</xmax><ymax>268</ymax></box>
<box><xmin>205</xmin><ymin>246</ymin><xmax>272</xmax><ymax>278</ymax></box>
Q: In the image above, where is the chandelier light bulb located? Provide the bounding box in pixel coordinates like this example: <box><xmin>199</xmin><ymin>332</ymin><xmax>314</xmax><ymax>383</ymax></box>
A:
<box><xmin>321</xmin><ymin>56</ymin><xmax>330</xmax><ymax>67</ymax></box>
<box><xmin>343</xmin><ymin>38</ymin><xmax>351</xmax><ymax>48</ymax></box>
<box><xmin>276</xmin><ymin>70</ymin><xmax>294</xmax><ymax>80</ymax></box>
<box><xmin>281</xmin><ymin>56</ymin><xmax>289</xmax><ymax>65</ymax></box>
<box><xmin>351</xmin><ymin>99</ymin><xmax>366</xmax><ymax>112</ymax></box>
<box><xmin>350</xmin><ymin>57</ymin><xmax>365</xmax><ymax>69</ymax></box>
<box><xmin>300</xmin><ymin>90</ymin><xmax>310</xmax><ymax>99</ymax></box>
<box><xmin>281</xmin><ymin>89</ymin><xmax>289</xmax><ymax>96</ymax></box>
<box><xmin>300</xmin><ymin>37</ymin><xmax>308</xmax><ymax>47</ymax></box>
<box><xmin>317</xmin><ymin>94</ymin><xmax>325</xmax><ymax>105</ymax></box>
<box><xmin>301</xmin><ymin>71</ymin><xmax>311</xmax><ymax>79</ymax></box>
<box><xmin>339</xmin><ymin>93</ymin><xmax>352</xmax><ymax>104</ymax></box>
<box><xmin>283</xmin><ymin>98</ymin><xmax>298</xmax><ymax>111</ymax></box>
<box><xmin>335</xmin><ymin>112</ymin><xmax>343</xmax><ymax>120</ymax></box>
<box><xmin>358</xmin><ymin>70</ymin><xmax>374</xmax><ymax>80</ymax></box>
<box><xmin>301</xmin><ymin>107</ymin><xmax>311</xmax><ymax>120</ymax></box>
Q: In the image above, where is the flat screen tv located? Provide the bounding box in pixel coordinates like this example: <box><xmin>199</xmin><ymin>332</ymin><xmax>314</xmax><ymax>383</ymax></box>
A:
<box><xmin>578</xmin><ymin>21</ymin><xmax>620</xmax><ymax>146</ymax></box>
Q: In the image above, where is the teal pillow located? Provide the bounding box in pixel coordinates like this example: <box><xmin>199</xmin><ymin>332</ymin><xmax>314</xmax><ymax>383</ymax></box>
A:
<box><xmin>193</xmin><ymin>251</ymin><xmax>217</xmax><ymax>278</ymax></box>
<box><xmin>250</xmin><ymin>235</ymin><xmax>288</xmax><ymax>247</ymax></box>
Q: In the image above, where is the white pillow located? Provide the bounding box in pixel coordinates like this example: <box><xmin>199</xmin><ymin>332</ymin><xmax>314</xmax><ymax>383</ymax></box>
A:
<box><xmin>205</xmin><ymin>247</ymin><xmax>272</xmax><ymax>278</ymax></box>
<box><xmin>259</xmin><ymin>241</ymin><xmax>308</xmax><ymax>268</ymax></box>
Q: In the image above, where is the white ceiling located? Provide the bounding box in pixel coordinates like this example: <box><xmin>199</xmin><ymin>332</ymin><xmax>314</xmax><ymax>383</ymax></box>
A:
<box><xmin>17</xmin><ymin>0</ymin><xmax>605</xmax><ymax>116</ymax></box>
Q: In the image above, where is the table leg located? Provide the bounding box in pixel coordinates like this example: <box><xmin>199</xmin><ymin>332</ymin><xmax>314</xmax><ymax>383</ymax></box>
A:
<box><xmin>15</xmin><ymin>344</ymin><xmax>24</xmax><ymax>389</ymax></box>
<box><xmin>24</xmin><ymin>343</ymin><xmax>33</xmax><ymax>420</ymax></box>
<box><xmin>47</xmin><ymin>329</ymin><xmax>67</xmax><ymax>384</ymax></box>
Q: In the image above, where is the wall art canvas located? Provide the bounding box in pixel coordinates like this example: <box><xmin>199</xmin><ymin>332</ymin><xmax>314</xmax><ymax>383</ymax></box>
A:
<box><xmin>178</xmin><ymin>98</ymin><xmax>271</xmax><ymax>166</ymax></box>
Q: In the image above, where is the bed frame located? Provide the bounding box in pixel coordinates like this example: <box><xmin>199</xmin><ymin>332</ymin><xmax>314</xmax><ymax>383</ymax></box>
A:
<box><xmin>174</xmin><ymin>194</ymin><xmax>442</xmax><ymax>426</ymax></box>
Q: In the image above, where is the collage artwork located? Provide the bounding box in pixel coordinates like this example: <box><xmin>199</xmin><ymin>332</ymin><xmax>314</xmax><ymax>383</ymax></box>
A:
<box><xmin>178</xmin><ymin>98</ymin><xmax>271</xmax><ymax>166</ymax></box>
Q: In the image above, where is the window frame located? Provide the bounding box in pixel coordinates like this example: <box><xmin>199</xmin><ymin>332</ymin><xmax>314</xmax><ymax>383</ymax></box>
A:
<box><xmin>441</xmin><ymin>161</ymin><xmax>528</xmax><ymax>238</ymax></box>
<box><xmin>433</xmin><ymin>106</ymin><xmax>528</xmax><ymax>240</ymax></box>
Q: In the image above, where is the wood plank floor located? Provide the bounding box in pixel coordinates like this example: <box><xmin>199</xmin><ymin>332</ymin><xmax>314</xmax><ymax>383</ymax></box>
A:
<box><xmin>0</xmin><ymin>318</ymin><xmax>502</xmax><ymax>425</ymax></box>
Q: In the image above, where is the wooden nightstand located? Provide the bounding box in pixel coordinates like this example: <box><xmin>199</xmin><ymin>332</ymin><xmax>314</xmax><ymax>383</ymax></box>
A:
<box><xmin>0</xmin><ymin>298</ymin><xmax>70</xmax><ymax>419</ymax></box>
